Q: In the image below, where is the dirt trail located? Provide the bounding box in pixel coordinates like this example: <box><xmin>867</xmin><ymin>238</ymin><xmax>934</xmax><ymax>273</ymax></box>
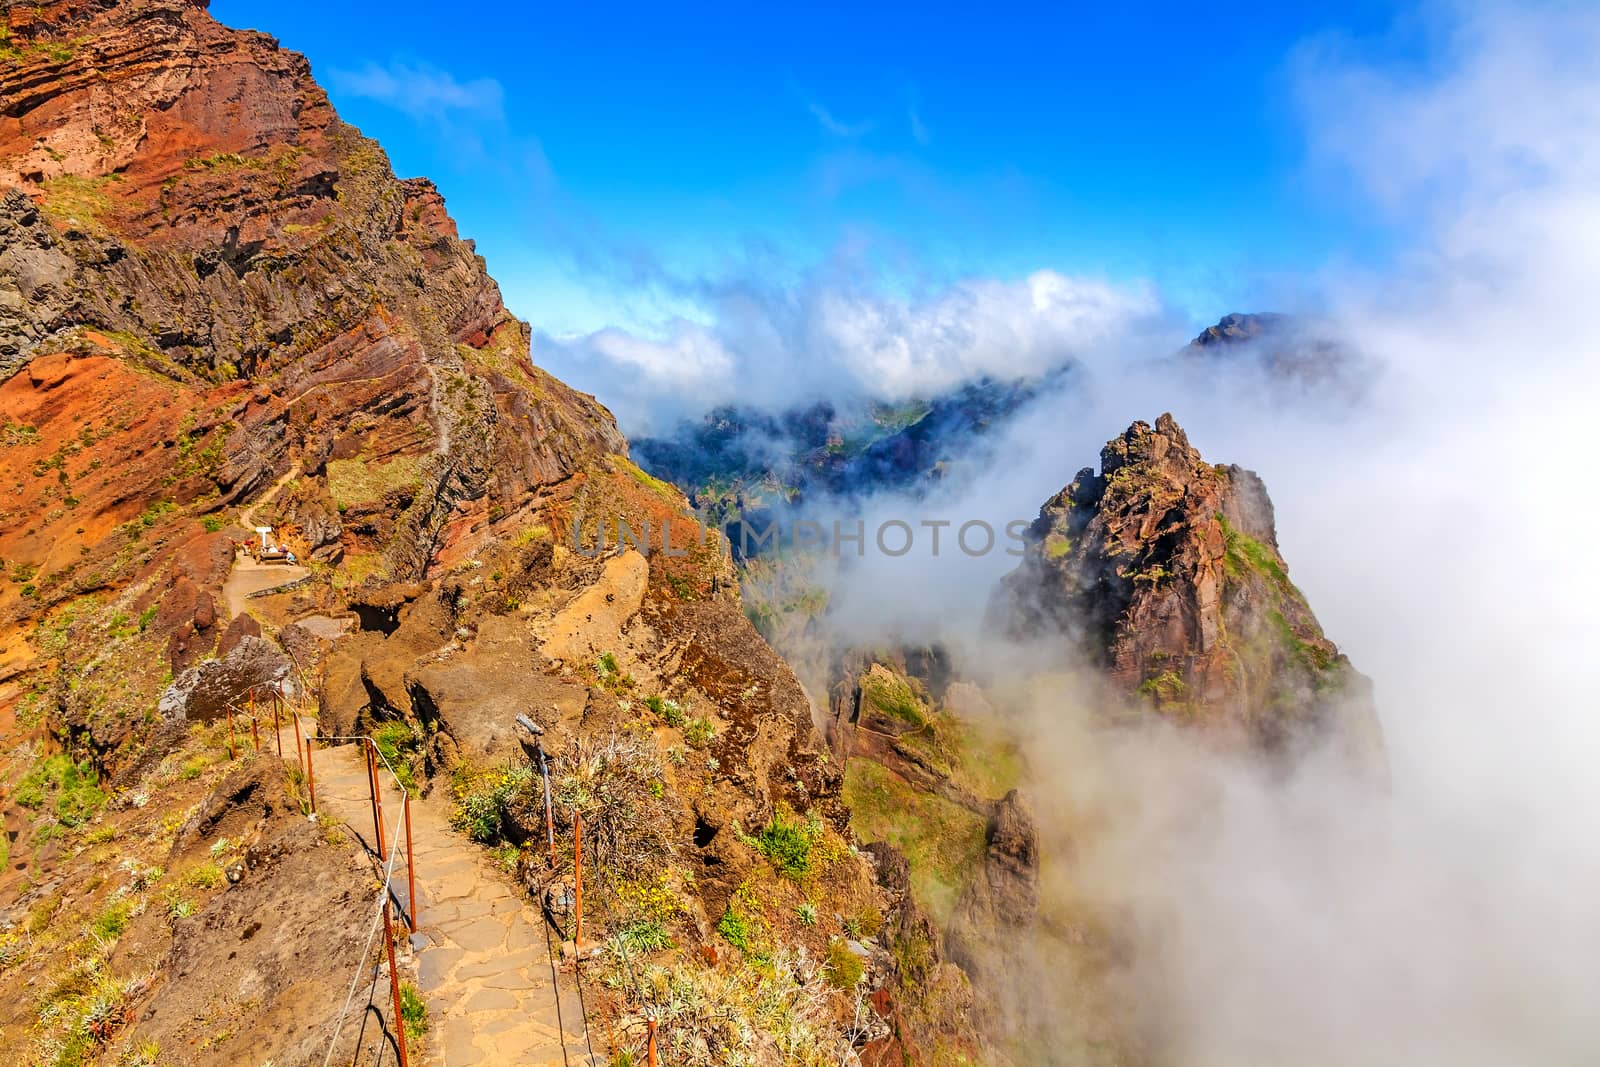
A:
<box><xmin>222</xmin><ymin>464</ymin><xmax>310</xmax><ymax>618</ymax></box>
<box><xmin>278</xmin><ymin>723</ymin><xmax>597</xmax><ymax>1067</ymax></box>
<box><xmin>221</xmin><ymin>558</ymin><xmax>311</xmax><ymax>618</ymax></box>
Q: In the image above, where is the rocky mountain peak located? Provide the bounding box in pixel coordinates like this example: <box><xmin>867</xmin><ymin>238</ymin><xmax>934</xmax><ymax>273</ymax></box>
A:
<box><xmin>1098</xmin><ymin>411</ymin><xmax>1197</xmax><ymax>479</ymax></box>
<box><xmin>1189</xmin><ymin>311</ymin><xmax>1287</xmax><ymax>348</ymax></box>
<box><xmin>996</xmin><ymin>414</ymin><xmax>1381</xmax><ymax>766</ymax></box>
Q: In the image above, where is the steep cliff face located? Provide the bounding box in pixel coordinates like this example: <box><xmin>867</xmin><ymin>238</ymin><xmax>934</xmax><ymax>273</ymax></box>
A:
<box><xmin>0</xmin><ymin>4</ymin><xmax>916</xmax><ymax>1063</ymax></box>
<box><xmin>0</xmin><ymin>0</ymin><xmax>635</xmax><ymax>767</ymax></box>
<box><xmin>0</xmin><ymin>0</ymin><xmax>622</xmax><ymax>620</ymax></box>
<box><xmin>996</xmin><ymin>414</ymin><xmax>1382</xmax><ymax>763</ymax></box>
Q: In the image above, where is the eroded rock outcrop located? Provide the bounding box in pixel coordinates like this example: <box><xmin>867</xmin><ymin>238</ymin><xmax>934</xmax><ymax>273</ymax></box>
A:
<box><xmin>0</xmin><ymin>0</ymin><xmax>625</xmax><ymax>630</ymax></box>
<box><xmin>996</xmin><ymin>414</ymin><xmax>1383</xmax><ymax>767</ymax></box>
<box><xmin>945</xmin><ymin>791</ymin><xmax>1041</xmax><ymax>1033</ymax></box>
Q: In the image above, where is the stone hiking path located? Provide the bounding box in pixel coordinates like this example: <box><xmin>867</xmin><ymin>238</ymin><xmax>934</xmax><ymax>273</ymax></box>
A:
<box><xmin>222</xmin><ymin>465</ymin><xmax>311</xmax><ymax>617</ymax></box>
<box><xmin>275</xmin><ymin>722</ymin><xmax>598</xmax><ymax>1066</ymax></box>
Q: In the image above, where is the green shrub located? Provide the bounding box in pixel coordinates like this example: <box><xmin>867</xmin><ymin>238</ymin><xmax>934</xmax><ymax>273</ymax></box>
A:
<box><xmin>138</xmin><ymin>501</ymin><xmax>175</xmax><ymax>528</ymax></box>
<box><xmin>452</xmin><ymin>789</ymin><xmax>504</xmax><ymax>843</ymax></box>
<box><xmin>201</xmin><ymin>515</ymin><xmax>224</xmax><ymax>533</ymax></box>
<box><xmin>1138</xmin><ymin>670</ymin><xmax>1188</xmax><ymax>705</ymax></box>
<box><xmin>684</xmin><ymin>716</ymin><xmax>716</xmax><ymax>749</ymax></box>
<box><xmin>642</xmin><ymin>694</ymin><xmax>685</xmax><ymax>726</ymax></box>
<box><xmin>90</xmin><ymin>899</ymin><xmax>133</xmax><ymax>942</ymax></box>
<box><xmin>15</xmin><ymin>755</ymin><xmax>105</xmax><ymax>828</ymax></box>
<box><xmin>399</xmin><ymin>982</ymin><xmax>428</xmax><ymax>1041</ymax></box>
<box><xmin>824</xmin><ymin>939</ymin><xmax>864</xmax><ymax>989</ymax></box>
<box><xmin>615</xmin><ymin>918</ymin><xmax>674</xmax><ymax>955</ymax></box>
<box><xmin>184</xmin><ymin>863</ymin><xmax>224</xmax><ymax>890</ymax></box>
<box><xmin>753</xmin><ymin>810</ymin><xmax>820</xmax><ymax>879</ymax></box>
<box><xmin>372</xmin><ymin>720</ymin><xmax>422</xmax><ymax>793</ymax></box>
<box><xmin>593</xmin><ymin>651</ymin><xmax>634</xmax><ymax>691</ymax></box>
<box><xmin>715</xmin><ymin>909</ymin><xmax>750</xmax><ymax>952</ymax></box>
<box><xmin>449</xmin><ymin>765</ymin><xmax>533</xmax><ymax>844</ymax></box>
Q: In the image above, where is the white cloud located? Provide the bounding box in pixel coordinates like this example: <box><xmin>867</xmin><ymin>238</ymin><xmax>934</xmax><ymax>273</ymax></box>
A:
<box><xmin>924</xmin><ymin>3</ymin><xmax>1600</xmax><ymax>1060</ymax></box>
<box><xmin>328</xmin><ymin>61</ymin><xmax>504</xmax><ymax>123</ymax></box>
<box><xmin>650</xmin><ymin>4</ymin><xmax>1600</xmax><ymax>1059</ymax></box>
<box><xmin>534</xmin><ymin>267</ymin><xmax>1167</xmax><ymax>433</ymax></box>
<box><xmin>788</xmin><ymin>79</ymin><xmax>875</xmax><ymax>138</ymax></box>
<box><xmin>805</xmin><ymin>99</ymin><xmax>874</xmax><ymax>138</ymax></box>
<box><xmin>583</xmin><ymin>322</ymin><xmax>735</xmax><ymax>387</ymax></box>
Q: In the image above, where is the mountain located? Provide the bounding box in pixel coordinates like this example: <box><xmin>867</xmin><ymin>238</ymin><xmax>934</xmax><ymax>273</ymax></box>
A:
<box><xmin>634</xmin><ymin>371</ymin><xmax>1056</xmax><ymax>515</ymax></box>
<box><xmin>1190</xmin><ymin>311</ymin><xmax>1288</xmax><ymax>347</ymax></box>
<box><xmin>1184</xmin><ymin>311</ymin><xmax>1370</xmax><ymax>396</ymax></box>
<box><xmin>0</xmin><ymin>5</ymin><xmax>1392</xmax><ymax>1065</ymax></box>
<box><xmin>995</xmin><ymin>413</ymin><xmax>1383</xmax><ymax>767</ymax></box>
<box><xmin>0</xmin><ymin>3</ymin><xmax>970</xmax><ymax>1063</ymax></box>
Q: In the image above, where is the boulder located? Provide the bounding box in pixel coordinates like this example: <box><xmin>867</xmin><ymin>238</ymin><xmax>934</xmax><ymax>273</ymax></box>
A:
<box><xmin>410</xmin><ymin>614</ymin><xmax>587</xmax><ymax>766</ymax></box>
<box><xmin>158</xmin><ymin>636</ymin><xmax>294</xmax><ymax>722</ymax></box>
<box><xmin>160</xmin><ymin>576</ymin><xmax>218</xmax><ymax>674</ymax></box>
<box><xmin>216</xmin><ymin>611</ymin><xmax>261</xmax><ymax>659</ymax></box>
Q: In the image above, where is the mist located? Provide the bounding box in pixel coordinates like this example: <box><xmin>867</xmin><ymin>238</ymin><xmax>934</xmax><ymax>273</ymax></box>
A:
<box><xmin>568</xmin><ymin>1</ymin><xmax>1600</xmax><ymax>1061</ymax></box>
<box><xmin>532</xmin><ymin>264</ymin><xmax>1173</xmax><ymax>435</ymax></box>
<box><xmin>811</xmin><ymin>3</ymin><xmax>1600</xmax><ymax>1062</ymax></box>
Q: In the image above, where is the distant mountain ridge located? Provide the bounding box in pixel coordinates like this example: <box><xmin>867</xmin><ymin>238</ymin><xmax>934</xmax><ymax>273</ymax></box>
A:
<box><xmin>633</xmin><ymin>369</ymin><xmax>1063</xmax><ymax>519</ymax></box>
<box><xmin>633</xmin><ymin>308</ymin><xmax>1362</xmax><ymax>522</ymax></box>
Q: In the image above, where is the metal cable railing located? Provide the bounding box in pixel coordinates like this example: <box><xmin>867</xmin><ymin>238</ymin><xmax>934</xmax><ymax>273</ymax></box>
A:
<box><xmin>218</xmin><ymin>686</ymin><xmax>418</xmax><ymax>1066</ymax></box>
<box><xmin>322</xmin><ymin>808</ymin><xmax>405</xmax><ymax>1066</ymax></box>
<box><xmin>302</xmin><ymin>732</ymin><xmax>416</xmax><ymax>1066</ymax></box>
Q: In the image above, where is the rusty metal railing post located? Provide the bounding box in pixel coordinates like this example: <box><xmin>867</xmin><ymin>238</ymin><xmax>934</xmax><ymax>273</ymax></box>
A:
<box><xmin>249</xmin><ymin>710</ymin><xmax>260</xmax><ymax>755</ymax></box>
<box><xmin>304</xmin><ymin>731</ymin><xmax>317</xmax><ymax>814</ymax></box>
<box><xmin>648</xmin><ymin>1018</ymin><xmax>658</xmax><ymax>1066</ymax></box>
<box><xmin>403</xmin><ymin>792</ymin><xmax>417</xmax><ymax>934</ymax></box>
<box><xmin>381</xmin><ymin>895</ymin><xmax>410</xmax><ymax>1067</ymax></box>
<box><xmin>272</xmin><ymin>692</ymin><xmax>282</xmax><ymax>758</ymax></box>
<box><xmin>368</xmin><ymin>740</ymin><xmax>387</xmax><ymax>861</ymax></box>
<box><xmin>292</xmin><ymin>710</ymin><xmax>305</xmax><ymax>773</ymax></box>
<box><xmin>573</xmin><ymin>809</ymin><xmax>584</xmax><ymax>949</ymax></box>
<box><xmin>365</xmin><ymin>738</ymin><xmax>378</xmax><ymax>832</ymax></box>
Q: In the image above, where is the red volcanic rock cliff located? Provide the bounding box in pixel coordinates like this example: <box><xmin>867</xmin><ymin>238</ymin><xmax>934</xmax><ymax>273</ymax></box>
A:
<box><xmin>0</xmin><ymin>6</ymin><xmax>1021</xmax><ymax>1063</ymax></box>
<box><xmin>0</xmin><ymin>0</ymin><xmax>635</xmax><ymax>638</ymax></box>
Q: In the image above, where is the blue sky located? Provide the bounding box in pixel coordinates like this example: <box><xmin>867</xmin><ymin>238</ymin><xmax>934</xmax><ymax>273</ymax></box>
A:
<box><xmin>211</xmin><ymin>0</ymin><xmax>1415</xmax><ymax>339</ymax></box>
